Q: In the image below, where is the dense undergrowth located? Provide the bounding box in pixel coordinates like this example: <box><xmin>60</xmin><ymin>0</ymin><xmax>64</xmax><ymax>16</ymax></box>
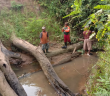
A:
<box><xmin>38</xmin><ymin>0</ymin><xmax>74</xmax><ymax>23</ymax></box>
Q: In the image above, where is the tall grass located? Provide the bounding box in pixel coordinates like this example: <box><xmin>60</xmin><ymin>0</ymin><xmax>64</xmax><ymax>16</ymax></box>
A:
<box><xmin>0</xmin><ymin>4</ymin><xmax>61</xmax><ymax>45</ymax></box>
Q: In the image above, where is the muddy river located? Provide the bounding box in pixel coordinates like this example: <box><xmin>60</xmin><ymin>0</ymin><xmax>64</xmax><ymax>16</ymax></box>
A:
<box><xmin>12</xmin><ymin>54</ymin><xmax>98</xmax><ymax>96</ymax></box>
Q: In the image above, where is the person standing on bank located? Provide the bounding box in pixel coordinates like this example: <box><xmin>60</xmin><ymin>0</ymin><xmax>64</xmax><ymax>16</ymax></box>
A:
<box><xmin>62</xmin><ymin>22</ymin><xmax>71</xmax><ymax>49</ymax></box>
<box><xmin>83</xmin><ymin>26</ymin><xmax>92</xmax><ymax>56</ymax></box>
<box><xmin>40</xmin><ymin>26</ymin><xmax>49</xmax><ymax>53</ymax></box>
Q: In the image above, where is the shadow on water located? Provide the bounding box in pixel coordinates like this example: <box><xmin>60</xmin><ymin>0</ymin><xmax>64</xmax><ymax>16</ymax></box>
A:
<box><xmin>13</xmin><ymin>53</ymin><xmax>98</xmax><ymax>96</ymax></box>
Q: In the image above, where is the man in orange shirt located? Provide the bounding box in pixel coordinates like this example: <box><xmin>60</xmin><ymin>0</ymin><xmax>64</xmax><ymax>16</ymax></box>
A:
<box><xmin>62</xmin><ymin>22</ymin><xmax>71</xmax><ymax>49</ymax></box>
<box><xmin>40</xmin><ymin>26</ymin><xmax>49</xmax><ymax>53</ymax></box>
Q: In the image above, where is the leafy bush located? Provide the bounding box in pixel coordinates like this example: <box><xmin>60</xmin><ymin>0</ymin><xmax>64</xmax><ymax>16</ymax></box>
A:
<box><xmin>38</xmin><ymin>0</ymin><xmax>74</xmax><ymax>22</ymax></box>
<box><xmin>62</xmin><ymin>0</ymin><xmax>108</xmax><ymax>34</ymax></box>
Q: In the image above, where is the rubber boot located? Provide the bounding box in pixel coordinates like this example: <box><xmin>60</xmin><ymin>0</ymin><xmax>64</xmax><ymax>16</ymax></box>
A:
<box><xmin>46</xmin><ymin>49</ymin><xmax>49</xmax><ymax>53</ymax></box>
<box><xmin>62</xmin><ymin>42</ymin><xmax>67</xmax><ymax>49</ymax></box>
<box><xmin>69</xmin><ymin>42</ymin><xmax>71</xmax><ymax>45</ymax></box>
<box><xmin>43</xmin><ymin>50</ymin><xmax>45</xmax><ymax>53</ymax></box>
<box><xmin>65</xmin><ymin>42</ymin><xmax>67</xmax><ymax>48</ymax></box>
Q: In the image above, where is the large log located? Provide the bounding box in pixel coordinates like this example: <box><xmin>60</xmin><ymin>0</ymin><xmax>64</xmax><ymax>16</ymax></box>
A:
<box><xmin>54</xmin><ymin>52</ymin><xmax>82</xmax><ymax>65</ymax></box>
<box><xmin>1</xmin><ymin>43</ymin><xmax>21</xmax><ymax>59</ymax></box>
<box><xmin>46</xmin><ymin>43</ymin><xmax>83</xmax><ymax>57</ymax></box>
<box><xmin>0</xmin><ymin>41</ymin><xmax>27</xmax><ymax>96</ymax></box>
<box><xmin>11</xmin><ymin>34</ymin><xmax>76</xmax><ymax>96</ymax></box>
<box><xmin>0</xmin><ymin>70</ymin><xmax>18</xmax><ymax>96</ymax></box>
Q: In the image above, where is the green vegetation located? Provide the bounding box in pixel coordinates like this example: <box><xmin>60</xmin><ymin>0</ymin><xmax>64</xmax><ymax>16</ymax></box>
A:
<box><xmin>38</xmin><ymin>0</ymin><xmax>74</xmax><ymax>22</ymax></box>
<box><xmin>0</xmin><ymin>2</ymin><xmax>61</xmax><ymax>45</ymax></box>
<box><xmin>87</xmin><ymin>47</ymin><xmax>110</xmax><ymax>95</ymax></box>
<box><xmin>86</xmin><ymin>5</ymin><xmax>110</xmax><ymax>96</ymax></box>
<box><xmin>38</xmin><ymin>0</ymin><xmax>110</xmax><ymax>45</ymax></box>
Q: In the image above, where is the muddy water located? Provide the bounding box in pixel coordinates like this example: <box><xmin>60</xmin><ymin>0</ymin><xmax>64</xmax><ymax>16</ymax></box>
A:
<box><xmin>11</xmin><ymin>61</ymin><xmax>41</xmax><ymax>77</ymax></box>
<box><xmin>13</xmin><ymin>54</ymin><xmax>98</xmax><ymax>96</ymax></box>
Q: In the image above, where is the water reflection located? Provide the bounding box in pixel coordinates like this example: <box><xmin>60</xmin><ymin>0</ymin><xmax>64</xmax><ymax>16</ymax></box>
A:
<box><xmin>20</xmin><ymin>72</ymin><xmax>56</xmax><ymax>96</ymax></box>
<box><xmin>22</xmin><ymin>84</ymin><xmax>42</xmax><ymax>96</ymax></box>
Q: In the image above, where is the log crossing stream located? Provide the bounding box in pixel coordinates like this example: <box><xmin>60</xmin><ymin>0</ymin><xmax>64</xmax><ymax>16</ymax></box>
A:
<box><xmin>12</xmin><ymin>53</ymin><xmax>98</xmax><ymax>96</ymax></box>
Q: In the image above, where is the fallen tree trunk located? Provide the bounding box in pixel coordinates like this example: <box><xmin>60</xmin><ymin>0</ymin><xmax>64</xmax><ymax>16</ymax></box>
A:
<box><xmin>54</xmin><ymin>56</ymin><xmax>72</xmax><ymax>65</ymax></box>
<box><xmin>0</xmin><ymin>70</ymin><xmax>18</xmax><ymax>96</ymax></box>
<box><xmin>1</xmin><ymin>43</ymin><xmax>21</xmax><ymax>59</ymax></box>
<box><xmin>0</xmin><ymin>41</ymin><xmax>27</xmax><ymax>96</ymax></box>
<box><xmin>54</xmin><ymin>52</ymin><xmax>82</xmax><ymax>65</ymax></box>
<box><xmin>11</xmin><ymin>34</ymin><xmax>76</xmax><ymax>96</ymax></box>
<box><xmin>46</xmin><ymin>43</ymin><xmax>83</xmax><ymax>57</ymax></box>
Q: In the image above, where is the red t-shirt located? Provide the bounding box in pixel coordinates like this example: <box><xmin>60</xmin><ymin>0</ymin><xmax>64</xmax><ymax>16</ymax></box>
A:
<box><xmin>83</xmin><ymin>30</ymin><xmax>92</xmax><ymax>39</ymax></box>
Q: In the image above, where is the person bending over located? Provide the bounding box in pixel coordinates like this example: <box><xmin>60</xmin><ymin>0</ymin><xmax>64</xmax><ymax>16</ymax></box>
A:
<box><xmin>83</xmin><ymin>26</ymin><xmax>92</xmax><ymax>56</ymax></box>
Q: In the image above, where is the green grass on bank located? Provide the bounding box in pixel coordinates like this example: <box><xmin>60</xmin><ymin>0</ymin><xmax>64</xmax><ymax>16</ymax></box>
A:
<box><xmin>0</xmin><ymin>5</ymin><xmax>62</xmax><ymax>45</ymax></box>
<box><xmin>86</xmin><ymin>43</ymin><xmax>110</xmax><ymax>96</ymax></box>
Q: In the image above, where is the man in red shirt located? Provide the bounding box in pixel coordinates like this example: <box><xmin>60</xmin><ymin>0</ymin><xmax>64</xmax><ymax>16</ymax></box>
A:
<box><xmin>40</xmin><ymin>26</ymin><xmax>49</xmax><ymax>53</ymax></box>
<box><xmin>62</xmin><ymin>22</ymin><xmax>71</xmax><ymax>49</ymax></box>
<box><xmin>83</xmin><ymin>26</ymin><xmax>92</xmax><ymax>56</ymax></box>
